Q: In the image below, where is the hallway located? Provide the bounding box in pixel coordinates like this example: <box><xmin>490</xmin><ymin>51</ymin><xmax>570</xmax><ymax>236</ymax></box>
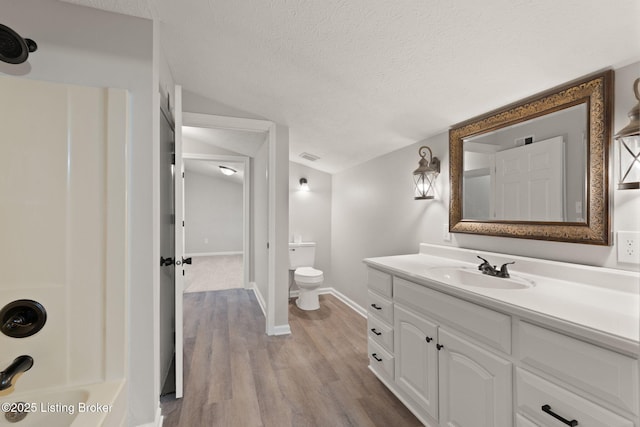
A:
<box><xmin>160</xmin><ymin>290</ymin><xmax>420</xmax><ymax>426</ymax></box>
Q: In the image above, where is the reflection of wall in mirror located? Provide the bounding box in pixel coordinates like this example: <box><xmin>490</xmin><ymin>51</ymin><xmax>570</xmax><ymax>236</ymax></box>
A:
<box><xmin>464</xmin><ymin>172</ymin><xmax>492</xmax><ymax>219</ymax></box>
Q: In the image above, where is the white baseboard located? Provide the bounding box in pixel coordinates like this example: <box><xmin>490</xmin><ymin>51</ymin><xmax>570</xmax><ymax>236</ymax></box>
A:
<box><xmin>271</xmin><ymin>324</ymin><xmax>292</xmax><ymax>335</ymax></box>
<box><xmin>186</xmin><ymin>251</ymin><xmax>243</xmax><ymax>257</ymax></box>
<box><xmin>250</xmin><ymin>282</ymin><xmax>266</xmax><ymax>317</ymax></box>
<box><xmin>325</xmin><ymin>287</ymin><xmax>367</xmax><ymax>318</ymax></box>
<box><xmin>289</xmin><ymin>286</ymin><xmax>367</xmax><ymax>318</ymax></box>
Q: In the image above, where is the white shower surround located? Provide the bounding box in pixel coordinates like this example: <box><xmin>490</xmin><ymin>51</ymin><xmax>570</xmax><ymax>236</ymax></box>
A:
<box><xmin>0</xmin><ymin>78</ymin><xmax>128</xmax><ymax>424</ymax></box>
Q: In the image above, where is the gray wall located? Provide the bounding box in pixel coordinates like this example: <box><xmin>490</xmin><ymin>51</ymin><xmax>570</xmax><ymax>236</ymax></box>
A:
<box><xmin>185</xmin><ymin>171</ymin><xmax>243</xmax><ymax>254</ymax></box>
<box><xmin>289</xmin><ymin>162</ymin><xmax>332</xmax><ymax>286</ymax></box>
<box><xmin>331</xmin><ymin>61</ymin><xmax>640</xmax><ymax>311</ymax></box>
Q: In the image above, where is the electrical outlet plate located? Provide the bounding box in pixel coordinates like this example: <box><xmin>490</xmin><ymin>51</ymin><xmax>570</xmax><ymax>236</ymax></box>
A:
<box><xmin>617</xmin><ymin>231</ymin><xmax>640</xmax><ymax>264</ymax></box>
<box><xmin>443</xmin><ymin>223</ymin><xmax>452</xmax><ymax>242</ymax></box>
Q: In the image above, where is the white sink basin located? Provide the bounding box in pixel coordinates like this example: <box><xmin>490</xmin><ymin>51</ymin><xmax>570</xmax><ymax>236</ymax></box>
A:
<box><xmin>427</xmin><ymin>266</ymin><xmax>534</xmax><ymax>290</ymax></box>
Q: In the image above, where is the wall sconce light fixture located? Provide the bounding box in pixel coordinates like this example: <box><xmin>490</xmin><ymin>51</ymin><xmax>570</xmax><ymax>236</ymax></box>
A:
<box><xmin>616</xmin><ymin>78</ymin><xmax>640</xmax><ymax>190</ymax></box>
<box><xmin>299</xmin><ymin>178</ymin><xmax>309</xmax><ymax>191</ymax></box>
<box><xmin>413</xmin><ymin>145</ymin><xmax>440</xmax><ymax>199</ymax></box>
<box><xmin>219</xmin><ymin>165</ymin><xmax>237</xmax><ymax>176</ymax></box>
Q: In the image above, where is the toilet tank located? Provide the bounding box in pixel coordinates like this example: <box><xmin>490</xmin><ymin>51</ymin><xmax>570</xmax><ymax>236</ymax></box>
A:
<box><xmin>289</xmin><ymin>242</ymin><xmax>316</xmax><ymax>269</ymax></box>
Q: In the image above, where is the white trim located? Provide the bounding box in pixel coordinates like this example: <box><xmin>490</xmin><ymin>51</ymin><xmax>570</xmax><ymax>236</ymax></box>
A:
<box><xmin>186</xmin><ymin>251</ymin><xmax>243</xmax><ymax>257</ymax></box>
<box><xmin>182</xmin><ymin>152</ymin><xmax>250</xmax><ymax>291</ymax></box>
<box><xmin>173</xmin><ymin>85</ymin><xmax>184</xmax><ymax>399</ymax></box>
<box><xmin>183</xmin><ymin>112</ymin><xmax>272</xmax><ymax>133</ymax></box>
<box><xmin>288</xmin><ymin>286</ymin><xmax>367</xmax><ymax>319</ymax></box>
<box><xmin>182</xmin><ymin>113</ymin><xmax>276</xmax><ymax>336</ymax></box>
<box><xmin>266</xmin><ymin>122</ymin><xmax>278</xmax><ymax>336</ymax></box>
<box><xmin>327</xmin><ymin>288</ymin><xmax>367</xmax><ymax>318</ymax></box>
<box><xmin>272</xmin><ymin>324</ymin><xmax>292</xmax><ymax>336</ymax></box>
<box><xmin>251</xmin><ymin>282</ymin><xmax>266</xmax><ymax>317</ymax></box>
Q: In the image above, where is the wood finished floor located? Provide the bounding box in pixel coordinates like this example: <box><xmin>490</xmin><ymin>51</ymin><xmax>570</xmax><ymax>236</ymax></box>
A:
<box><xmin>160</xmin><ymin>289</ymin><xmax>421</xmax><ymax>427</ymax></box>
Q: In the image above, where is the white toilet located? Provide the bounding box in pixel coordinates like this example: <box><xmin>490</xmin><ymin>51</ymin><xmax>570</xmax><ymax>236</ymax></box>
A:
<box><xmin>289</xmin><ymin>242</ymin><xmax>323</xmax><ymax>310</ymax></box>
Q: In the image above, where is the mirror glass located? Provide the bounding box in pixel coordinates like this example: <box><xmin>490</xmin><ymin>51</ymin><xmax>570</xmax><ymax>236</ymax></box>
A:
<box><xmin>449</xmin><ymin>70</ymin><xmax>612</xmax><ymax>245</ymax></box>
<box><xmin>462</xmin><ymin>103</ymin><xmax>587</xmax><ymax>222</ymax></box>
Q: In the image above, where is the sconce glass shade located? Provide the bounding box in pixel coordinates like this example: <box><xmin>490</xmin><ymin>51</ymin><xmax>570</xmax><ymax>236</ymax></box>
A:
<box><xmin>413</xmin><ymin>146</ymin><xmax>440</xmax><ymax>200</ymax></box>
<box><xmin>299</xmin><ymin>178</ymin><xmax>309</xmax><ymax>191</ymax></box>
<box><xmin>616</xmin><ymin>78</ymin><xmax>640</xmax><ymax>190</ymax></box>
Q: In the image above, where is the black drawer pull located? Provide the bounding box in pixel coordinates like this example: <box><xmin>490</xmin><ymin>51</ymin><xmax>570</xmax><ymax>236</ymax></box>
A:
<box><xmin>371</xmin><ymin>328</ymin><xmax>382</xmax><ymax>336</ymax></box>
<box><xmin>541</xmin><ymin>404</ymin><xmax>578</xmax><ymax>426</ymax></box>
<box><xmin>425</xmin><ymin>336</ymin><xmax>433</xmax><ymax>342</ymax></box>
<box><xmin>372</xmin><ymin>353</ymin><xmax>383</xmax><ymax>362</ymax></box>
<box><xmin>436</xmin><ymin>344</ymin><xmax>444</xmax><ymax>350</ymax></box>
<box><xmin>370</xmin><ymin>303</ymin><xmax>382</xmax><ymax>310</ymax></box>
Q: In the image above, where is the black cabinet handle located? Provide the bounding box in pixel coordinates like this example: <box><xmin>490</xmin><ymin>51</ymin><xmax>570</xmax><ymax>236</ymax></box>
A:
<box><xmin>372</xmin><ymin>353</ymin><xmax>383</xmax><ymax>362</ymax></box>
<box><xmin>425</xmin><ymin>336</ymin><xmax>433</xmax><ymax>342</ymax></box>
<box><xmin>160</xmin><ymin>256</ymin><xmax>174</xmax><ymax>267</ymax></box>
<box><xmin>371</xmin><ymin>328</ymin><xmax>382</xmax><ymax>336</ymax></box>
<box><xmin>370</xmin><ymin>304</ymin><xmax>382</xmax><ymax>310</ymax></box>
<box><xmin>436</xmin><ymin>344</ymin><xmax>444</xmax><ymax>350</ymax></box>
<box><xmin>541</xmin><ymin>404</ymin><xmax>578</xmax><ymax>426</ymax></box>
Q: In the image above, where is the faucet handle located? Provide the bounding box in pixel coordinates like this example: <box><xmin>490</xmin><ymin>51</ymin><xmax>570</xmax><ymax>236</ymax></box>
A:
<box><xmin>499</xmin><ymin>261</ymin><xmax>515</xmax><ymax>277</ymax></box>
<box><xmin>477</xmin><ymin>256</ymin><xmax>491</xmax><ymax>269</ymax></box>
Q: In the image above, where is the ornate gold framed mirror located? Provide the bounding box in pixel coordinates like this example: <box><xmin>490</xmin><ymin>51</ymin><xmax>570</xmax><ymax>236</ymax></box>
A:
<box><xmin>449</xmin><ymin>70</ymin><xmax>613</xmax><ymax>245</ymax></box>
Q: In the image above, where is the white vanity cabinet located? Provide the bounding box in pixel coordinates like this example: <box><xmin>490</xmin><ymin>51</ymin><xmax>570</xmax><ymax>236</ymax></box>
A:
<box><xmin>515</xmin><ymin>321</ymin><xmax>638</xmax><ymax>427</ymax></box>
<box><xmin>365</xmin><ymin>264</ymin><xmax>640</xmax><ymax>427</ymax></box>
<box><xmin>394</xmin><ymin>304</ymin><xmax>439</xmax><ymax>420</ymax></box>
<box><xmin>366</xmin><ymin>268</ymin><xmax>394</xmax><ymax>381</ymax></box>
<box><xmin>438</xmin><ymin>327</ymin><xmax>512</xmax><ymax>427</ymax></box>
<box><xmin>391</xmin><ymin>275</ymin><xmax>512</xmax><ymax>427</ymax></box>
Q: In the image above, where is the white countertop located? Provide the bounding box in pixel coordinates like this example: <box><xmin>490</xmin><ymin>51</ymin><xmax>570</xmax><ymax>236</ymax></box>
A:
<box><xmin>364</xmin><ymin>246</ymin><xmax>640</xmax><ymax>355</ymax></box>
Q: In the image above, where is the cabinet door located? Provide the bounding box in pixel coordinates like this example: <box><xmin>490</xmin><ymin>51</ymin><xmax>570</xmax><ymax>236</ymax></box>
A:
<box><xmin>394</xmin><ymin>305</ymin><xmax>439</xmax><ymax>420</ymax></box>
<box><xmin>438</xmin><ymin>328</ymin><xmax>512</xmax><ymax>427</ymax></box>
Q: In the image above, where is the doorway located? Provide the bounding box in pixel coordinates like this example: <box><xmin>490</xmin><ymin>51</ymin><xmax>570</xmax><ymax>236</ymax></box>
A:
<box><xmin>182</xmin><ymin>156</ymin><xmax>251</xmax><ymax>293</ymax></box>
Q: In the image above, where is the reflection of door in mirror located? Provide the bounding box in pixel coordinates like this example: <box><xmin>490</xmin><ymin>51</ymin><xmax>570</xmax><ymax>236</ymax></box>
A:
<box><xmin>495</xmin><ymin>136</ymin><xmax>564</xmax><ymax>221</ymax></box>
<box><xmin>462</xmin><ymin>103</ymin><xmax>587</xmax><ymax>223</ymax></box>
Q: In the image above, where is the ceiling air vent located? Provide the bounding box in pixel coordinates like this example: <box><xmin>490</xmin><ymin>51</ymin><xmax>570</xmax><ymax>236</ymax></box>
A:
<box><xmin>299</xmin><ymin>152</ymin><xmax>320</xmax><ymax>162</ymax></box>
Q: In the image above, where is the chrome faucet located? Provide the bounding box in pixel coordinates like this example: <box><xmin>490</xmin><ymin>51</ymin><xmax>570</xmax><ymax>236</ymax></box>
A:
<box><xmin>477</xmin><ymin>256</ymin><xmax>515</xmax><ymax>278</ymax></box>
<box><xmin>0</xmin><ymin>355</ymin><xmax>33</xmax><ymax>391</ymax></box>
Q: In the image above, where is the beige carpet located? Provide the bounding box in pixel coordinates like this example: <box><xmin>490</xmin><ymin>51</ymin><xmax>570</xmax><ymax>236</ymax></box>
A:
<box><xmin>184</xmin><ymin>254</ymin><xmax>243</xmax><ymax>293</ymax></box>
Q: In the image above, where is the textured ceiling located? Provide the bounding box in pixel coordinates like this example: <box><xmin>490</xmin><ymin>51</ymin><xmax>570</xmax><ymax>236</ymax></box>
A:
<box><xmin>62</xmin><ymin>0</ymin><xmax>640</xmax><ymax>173</ymax></box>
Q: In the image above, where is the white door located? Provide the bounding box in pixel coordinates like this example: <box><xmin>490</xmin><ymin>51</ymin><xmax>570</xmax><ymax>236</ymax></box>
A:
<box><xmin>159</xmin><ymin>101</ymin><xmax>176</xmax><ymax>395</ymax></box>
<box><xmin>438</xmin><ymin>328</ymin><xmax>512</xmax><ymax>427</ymax></box>
<box><xmin>173</xmin><ymin>85</ymin><xmax>185</xmax><ymax>398</ymax></box>
<box><xmin>394</xmin><ymin>305</ymin><xmax>439</xmax><ymax>420</ymax></box>
<box><xmin>494</xmin><ymin>136</ymin><xmax>565</xmax><ymax>221</ymax></box>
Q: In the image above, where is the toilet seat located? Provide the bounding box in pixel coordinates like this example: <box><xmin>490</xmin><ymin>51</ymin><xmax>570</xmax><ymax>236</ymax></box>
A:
<box><xmin>294</xmin><ymin>267</ymin><xmax>324</xmax><ymax>283</ymax></box>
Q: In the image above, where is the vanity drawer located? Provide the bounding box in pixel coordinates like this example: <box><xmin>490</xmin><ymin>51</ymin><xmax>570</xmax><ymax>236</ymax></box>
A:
<box><xmin>515</xmin><ymin>414</ymin><xmax>538</xmax><ymax>427</ymax></box>
<box><xmin>368</xmin><ymin>338</ymin><xmax>394</xmax><ymax>380</ymax></box>
<box><xmin>394</xmin><ymin>277</ymin><xmax>511</xmax><ymax>354</ymax></box>
<box><xmin>367</xmin><ymin>290</ymin><xmax>393</xmax><ymax>325</ymax></box>
<box><xmin>518</xmin><ymin>321</ymin><xmax>639</xmax><ymax>415</ymax></box>
<box><xmin>368</xmin><ymin>268</ymin><xmax>392</xmax><ymax>297</ymax></box>
<box><xmin>516</xmin><ymin>368</ymin><xmax>634</xmax><ymax>427</ymax></box>
<box><xmin>367</xmin><ymin>315</ymin><xmax>393</xmax><ymax>352</ymax></box>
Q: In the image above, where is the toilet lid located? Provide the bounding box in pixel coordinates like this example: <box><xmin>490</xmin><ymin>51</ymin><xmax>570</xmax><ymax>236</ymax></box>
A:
<box><xmin>295</xmin><ymin>267</ymin><xmax>323</xmax><ymax>278</ymax></box>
